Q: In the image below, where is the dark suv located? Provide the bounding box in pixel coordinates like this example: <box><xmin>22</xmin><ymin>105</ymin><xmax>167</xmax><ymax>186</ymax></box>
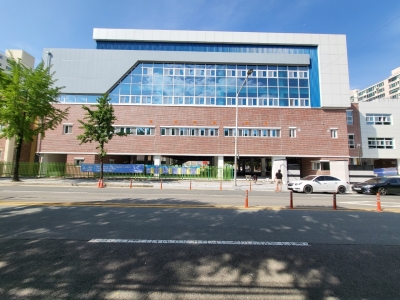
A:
<box><xmin>352</xmin><ymin>177</ymin><xmax>400</xmax><ymax>195</ymax></box>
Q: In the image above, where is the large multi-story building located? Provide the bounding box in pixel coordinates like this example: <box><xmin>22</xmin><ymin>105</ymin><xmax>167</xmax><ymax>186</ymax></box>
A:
<box><xmin>39</xmin><ymin>28</ymin><xmax>351</xmax><ymax>182</ymax></box>
<box><xmin>347</xmin><ymin>99</ymin><xmax>400</xmax><ymax>176</ymax></box>
<box><xmin>347</xmin><ymin>66</ymin><xmax>400</xmax><ymax>177</ymax></box>
<box><xmin>0</xmin><ymin>50</ymin><xmax>36</xmax><ymax>164</ymax></box>
<box><xmin>350</xmin><ymin>67</ymin><xmax>400</xmax><ymax>102</ymax></box>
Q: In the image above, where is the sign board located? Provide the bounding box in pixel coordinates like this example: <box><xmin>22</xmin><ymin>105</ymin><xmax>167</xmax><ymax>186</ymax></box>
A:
<box><xmin>81</xmin><ymin>164</ymin><xmax>144</xmax><ymax>173</ymax></box>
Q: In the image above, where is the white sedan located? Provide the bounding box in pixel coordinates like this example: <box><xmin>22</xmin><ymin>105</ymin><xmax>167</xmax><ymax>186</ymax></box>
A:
<box><xmin>287</xmin><ymin>175</ymin><xmax>349</xmax><ymax>194</ymax></box>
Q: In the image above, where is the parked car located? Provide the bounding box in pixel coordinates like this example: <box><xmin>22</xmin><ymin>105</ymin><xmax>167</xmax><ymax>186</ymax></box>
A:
<box><xmin>352</xmin><ymin>177</ymin><xmax>400</xmax><ymax>195</ymax></box>
<box><xmin>287</xmin><ymin>175</ymin><xmax>349</xmax><ymax>194</ymax></box>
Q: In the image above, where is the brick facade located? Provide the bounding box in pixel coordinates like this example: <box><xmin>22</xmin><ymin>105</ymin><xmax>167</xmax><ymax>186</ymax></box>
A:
<box><xmin>347</xmin><ymin>103</ymin><xmax>362</xmax><ymax>159</ymax></box>
<box><xmin>40</xmin><ymin>104</ymin><xmax>350</xmax><ymax>159</ymax></box>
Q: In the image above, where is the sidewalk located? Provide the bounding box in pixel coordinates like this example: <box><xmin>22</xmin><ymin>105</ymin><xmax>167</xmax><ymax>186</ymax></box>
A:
<box><xmin>0</xmin><ymin>177</ymin><xmax>282</xmax><ymax>191</ymax></box>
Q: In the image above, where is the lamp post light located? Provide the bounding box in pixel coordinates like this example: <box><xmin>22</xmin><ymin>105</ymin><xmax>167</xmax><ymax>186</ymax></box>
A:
<box><xmin>234</xmin><ymin>68</ymin><xmax>253</xmax><ymax>186</ymax></box>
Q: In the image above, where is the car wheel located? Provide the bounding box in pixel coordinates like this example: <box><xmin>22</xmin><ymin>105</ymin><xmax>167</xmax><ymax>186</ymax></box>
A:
<box><xmin>303</xmin><ymin>185</ymin><xmax>313</xmax><ymax>194</ymax></box>
<box><xmin>337</xmin><ymin>186</ymin><xmax>346</xmax><ymax>194</ymax></box>
<box><xmin>356</xmin><ymin>191</ymin><xmax>363</xmax><ymax>194</ymax></box>
<box><xmin>378</xmin><ymin>187</ymin><xmax>387</xmax><ymax>196</ymax></box>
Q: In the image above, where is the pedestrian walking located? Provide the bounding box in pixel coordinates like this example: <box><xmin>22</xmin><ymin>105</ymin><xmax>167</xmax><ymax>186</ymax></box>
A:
<box><xmin>274</xmin><ymin>169</ymin><xmax>283</xmax><ymax>192</ymax></box>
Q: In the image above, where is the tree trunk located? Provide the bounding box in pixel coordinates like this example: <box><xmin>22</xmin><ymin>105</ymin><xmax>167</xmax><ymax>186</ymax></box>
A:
<box><xmin>12</xmin><ymin>135</ymin><xmax>23</xmax><ymax>181</ymax></box>
<box><xmin>100</xmin><ymin>156</ymin><xmax>104</xmax><ymax>180</ymax></box>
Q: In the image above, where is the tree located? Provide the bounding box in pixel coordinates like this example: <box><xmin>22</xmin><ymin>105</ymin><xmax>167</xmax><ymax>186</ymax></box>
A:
<box><xmin>0</xmin><ymin>57</ymin><xmax>69</xmax><ymax>181</ymax></box>
<box><xmin>77</xmin><ymin>94</ymin><xmax>126</xmax><ymax>181</ymax></box>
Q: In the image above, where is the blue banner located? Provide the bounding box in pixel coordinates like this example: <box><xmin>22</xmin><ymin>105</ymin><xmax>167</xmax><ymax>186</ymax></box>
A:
<box><xmin>374</xmin><ymin>167</ymin><xmax>398</xmax><ymax>176</ymax></box>
<box><xmin>81</xmin><ymin>164</ymin><xmax>144</xmax><ymax>173</ymax></box>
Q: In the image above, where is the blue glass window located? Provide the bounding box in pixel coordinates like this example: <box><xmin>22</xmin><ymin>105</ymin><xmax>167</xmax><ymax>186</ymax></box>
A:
<box><xmin>268</xmin><ymin>87</ymin><xmax>278</xmax><ymax>98</ymax></box>
<box><xmin>268</xmin><ymin>78</ymin><xmax>277</xmax><ymax>86</ymax></box>
<box><xmin>217</xmin><ymin>98</ymin><xmax>226</xmax><ymax>105</ymax></box>
<box><xmin>195</xmin><ymin>86</ymin><xmax>205</xmax><ymax>96</ymax></box>
<box><xmin>278</xmin><ymin>71</ymin><xmax>287</xmax><ymax>78</ymax></box>
<box><xmin>279</xmin><ymin>99</ymin><xmax>289</xmax><ymax>106</ymax></box>
<box><xmin>300</xmin><ymin>88</ymin><xmax>309</xmax><ymax>98</ymax></box>
<box><xmin>62</xmin><ymin>62</ymin><xmax>312</xmax><ymax>108</ymax></box>
<box><xmin>289</xmin><ymin>79</ymin><xmax>298</xmax><ymax>87</ymax></box>
<box><xmin>257</xmin><ymin>78</ymin><xmax>267</xmax><ymax>86</ymax></box>
<box><xmin>248</xmin><ymin>87</ymin><xmax>257</xmax><ymax>97</ymax></box>
<box><xmin>206</xmin><ymin>86</ymin><xmax>215</xmax><ymax>96</ymax></box>
<box><xmin>279</xmin><ymin>88</ymin><xmax>289</xmax><ymax>98</ymax></box>
<box><xmin>119</xmin><ymin>84</ymin><xmax>131</xmax><ymax>95</ymax></box>
<box><xmin>278</xmin><ymin>78</ymin><xmax>288</xmax><ymax>87</ymax></box>
<box><xmin>289</xmin><ymin>88</ymin><xmax>299</xmax><ymax>98</ymax></box>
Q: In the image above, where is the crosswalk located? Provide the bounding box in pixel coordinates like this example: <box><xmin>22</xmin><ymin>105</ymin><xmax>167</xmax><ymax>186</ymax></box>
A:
<box><xmin>89</xmin><ymin>239</ymin><xmax>310</xmax><ymax>246</ymax></box>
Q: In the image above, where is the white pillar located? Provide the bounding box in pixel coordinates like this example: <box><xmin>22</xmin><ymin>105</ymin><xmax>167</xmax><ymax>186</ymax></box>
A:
<box><xmin>4</xmin><ymin>137</ymin><xmax>16</xmax><ymax>163</ymax></box>
<box><xmin>217</xmin><ymin>156</ymin><xmax>224</xmax><ymax>180</ymax></box>
<box><xmin>153</xmin><ymin>155</ymin><xmax>161</xmax><ymax>166</ymax></box>
<box><xmin>272</xmin><ymin>156</ymin><xmax>287</xmax><ymax>184</ymax></box>
<box><xmin>397</xmin><ymin>159</ymin><xmax>400</xmax><ymax>175</ymax></box>
<box><xmin>261</xmin><ymin>158</ymin><xmax>266</xmax><ymax>177</ymax></box>
<box><xmin>330</xmin><ymin>160</ymin><xmax>350</xmax><ymax>182</ymax></box>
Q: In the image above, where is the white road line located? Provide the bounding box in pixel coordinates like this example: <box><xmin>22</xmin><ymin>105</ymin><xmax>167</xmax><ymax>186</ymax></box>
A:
<box><xmin>1</xmin><ymin>190</ymin><xmax>88</xmax><ymax>194</ymax></box>
<box><xmin>88</xmin><ymin>239</ymin><xmax>309</xmax><ymax>246</ymax></box>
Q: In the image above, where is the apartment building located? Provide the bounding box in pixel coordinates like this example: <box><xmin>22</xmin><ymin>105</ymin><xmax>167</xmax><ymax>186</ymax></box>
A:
<box><xmin>39</xmin><ymin>28</ymin><xmax>351</xmax><ymax>182</ymax></box>
<box><xmin>350</xmin><ymin>67</ymin><xmax>400</xmax><ymax>102</ymax></box>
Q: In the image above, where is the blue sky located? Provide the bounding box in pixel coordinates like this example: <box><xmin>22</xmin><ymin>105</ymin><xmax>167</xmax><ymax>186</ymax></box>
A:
<box><xmin>1</xmin><ymin>0</ymin><xmax>399</xmax><ymax>90</ymax></box>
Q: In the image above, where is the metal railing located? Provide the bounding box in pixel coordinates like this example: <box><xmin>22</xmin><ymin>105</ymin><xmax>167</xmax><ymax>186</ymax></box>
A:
<box><xmin>0</xmin><ymin>162</ymin><xmax>234</xmax><ymax>180</ymax></box>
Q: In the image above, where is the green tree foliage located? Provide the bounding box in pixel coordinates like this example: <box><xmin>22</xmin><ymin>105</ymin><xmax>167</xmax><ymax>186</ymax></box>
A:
<box><xmin>77</xmin><ymin>94</ymin><xmax>126</xmax><ymax>180</ymax></box>
<box><xmin>0</xmin><ymin>57</ymin><xmax>69</xmax><ymax>181</ymax></box>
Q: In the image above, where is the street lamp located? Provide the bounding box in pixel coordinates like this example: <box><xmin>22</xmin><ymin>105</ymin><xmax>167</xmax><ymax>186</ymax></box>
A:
<box><xmin>234</xmin><ymin>68</ymin><xmax>253</xmax><ymax>186</ymax></box>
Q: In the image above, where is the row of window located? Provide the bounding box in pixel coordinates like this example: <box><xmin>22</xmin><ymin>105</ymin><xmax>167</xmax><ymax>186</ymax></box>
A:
<box><xmin>119</xmin><ymin>76</ymin><xmax>310</xmax><ymax>87</ymax></box>
<box><xmin>150</xmin><ymin>68</ymin><xmax>308</xmax><ymax>79</ymax></box>
<box><xmin>119</xmin><ymin>96</ymin><xmax>310</xmax><ymax>107</ymax></box>
<box><xmin>107</xmin><ymin>63</ymin><xmax>311</xmax><ymax>107</ymax></box>
<box><xmin>62</xmin><ymin>124</ymin><xmax>341</xmax><ymax>139</ymax></box>
<box><xmin>366</xmin><ymin>114</ymin><xmax>391</xmax><ymax>125</ymax></box>
<box><xmin>347</xmin><ymin>112</ymin><xmax>393</xmax><ymax>126</ymax></box>
<box><xmin>368</xmin><ymin>138</ymin><xmax>394</xmax><ymax>149</ymax></box>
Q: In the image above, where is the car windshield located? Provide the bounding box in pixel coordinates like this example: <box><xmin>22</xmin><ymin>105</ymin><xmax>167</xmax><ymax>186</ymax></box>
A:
<box><xmin>378</xmin><ymin>178</ymin><xmax>388</xmax><ymax>183</ymax></box>
<box><xmin>364</xmin><ymin>178</ymin><xmax>382</xmax><ymax>183</ymax></box>
<box><xmin>301</xmin><ymin>175</ymin><xmax>317</xmax><ymax>181</ymax></box>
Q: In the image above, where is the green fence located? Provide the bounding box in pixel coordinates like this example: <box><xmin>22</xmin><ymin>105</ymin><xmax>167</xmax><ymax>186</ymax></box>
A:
<box><xmin>0</xmin><ymin>162</ymin><xmax>234</xmax><ymax>180</ymax></box>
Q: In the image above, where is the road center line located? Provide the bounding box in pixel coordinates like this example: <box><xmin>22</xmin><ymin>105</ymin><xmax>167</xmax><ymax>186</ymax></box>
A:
<box><xmin>88</xmin><ymin>239</ymin><xmax>309</xmax><ymax>246</ymax></box>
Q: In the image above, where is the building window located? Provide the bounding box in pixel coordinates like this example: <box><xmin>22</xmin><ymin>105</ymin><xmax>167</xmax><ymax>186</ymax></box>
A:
<box><xmin>348</xmin><ymin>134</ymin><xmax>355</xmax><ymax>149</ymax></box>
<box><xmin>366</xmin><ymin>114</ymin><xmax>391</xmax><ymax>125</ymax></box>
<box><xmin>346</xmin><ymin>110</ymin><xmax>353</xmax><ymax>125</ymax></box>
<box><xmin>114</xmin><ymin>126</ymin><xmax>155</xmax><ymax>135</ymax></box>
<box><xmin>109</xmin><ymin>159</ymin><xmax>115</xmax><ymax>164</ymax></box>
<box><xmin>330</xmin><ymin>129</ymin><xmax>338</xmax><ymax>138</ymax></box>
<box><xmin>368</xmin><ymin>138</ymin><xmax>394</xmax><ymax>149</ymax></box>
<box><xmin>312</xmin><ymin>162</ymin><xmax>320</xmax><ymax>170</ymax></box>
<box><xmin>63</xmin><ymin>124</ymin><xmax>73</xmax><ymax>134</ymax></box>
<box><xmin>312</xmin><ymin>161</ymin><xmax>330</xmax><ymax>170</ymax></box>
<box><xmin>224</xmin><ymin>127</ymin><xmax>280</xmax><ymax>138</ymax></box>
<box><xmin>74</xmin><ymin>159</ymin><xmax>84</xmax><ymax>166</ymax></box>
<box><xmin>160</xmin><ymin>127</ymin><xmax>219</xmax><ymax>137</ymax></box>
<box><xmin>289</xmin><ymin>127</ymin><xmax>296</xmax><ymax>138</ymax></box>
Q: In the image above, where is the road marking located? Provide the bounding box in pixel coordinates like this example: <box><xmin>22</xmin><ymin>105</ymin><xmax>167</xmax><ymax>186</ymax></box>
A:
<box><xmin>340</xmin><ymin>201</ymin><xmax>400</xmax><ymax>208</ymax></box>
<box><xmin>1</xmin><ymin>190</ymin><xmax>88</xmax><ymax>194</ymax></box>
<box><xmin>88</xmin><ymin>239</ymin><xmax>309</xmax><ymax>246</ymax></box>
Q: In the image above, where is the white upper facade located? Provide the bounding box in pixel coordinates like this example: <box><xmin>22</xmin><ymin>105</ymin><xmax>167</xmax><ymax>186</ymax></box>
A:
<box><xmin>44</xmin><ymin>28</ymin><xmax>350</xmax><ymax>109</ymax></box>
<box><xmin>358</xmin><ymin>98</ymin><xmax>400</xmax><ymax>159</ymax></box>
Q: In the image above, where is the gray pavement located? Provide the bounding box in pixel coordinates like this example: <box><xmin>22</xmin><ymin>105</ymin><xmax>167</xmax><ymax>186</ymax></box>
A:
<box><xmin>0</xmin><ymin>176</ymin><xmax>283</xmax><ymax>191</ymax></box>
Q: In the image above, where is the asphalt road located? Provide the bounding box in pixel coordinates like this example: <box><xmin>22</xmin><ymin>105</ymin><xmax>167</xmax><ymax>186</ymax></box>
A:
<box><xmin>0</xmin><ymin>185</ymin><xmax>399</xmax><ymax>211</ymax></box>
<box><xmin>1</xmin><ymin>187</ymin><xmax>400</xmax><ymax>299</ymax></box>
